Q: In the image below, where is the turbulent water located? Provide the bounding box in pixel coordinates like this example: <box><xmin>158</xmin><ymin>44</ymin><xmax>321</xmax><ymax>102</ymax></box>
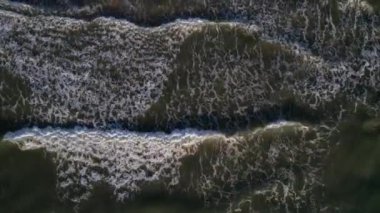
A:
<box><xmin>1</xmin><ymin>0</ymin><xmax>379</xmax><ymax>131</ymax></box>
<box><xmin>0</xmin><ymin>0</ymin><xmax>379</xmax><ymax>212</ymax></box>
<box><xmin>4</xmin><ymin>122</ymin><xmax>329</xmax><ymax>211</ymax></box>
<box><xmin>4</xmin><ymin>127</ymin><xmax>217</xmax><ymax>202</ymax></box>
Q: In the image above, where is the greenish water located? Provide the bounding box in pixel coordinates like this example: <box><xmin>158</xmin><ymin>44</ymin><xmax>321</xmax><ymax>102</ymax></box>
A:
<box><xmin>0</xmin><ymin>142</ymin><xmax>67</xmax><ymax>213</ymax></box>
<box><xmin>367</xmin><ymin>0</ymin><xmax>380</xmax><ymax>12</ymax></box>
<box><xmin>324</xmin><ymin>115</ymin><xmax>380</xmax><ymax>212</ymax></box>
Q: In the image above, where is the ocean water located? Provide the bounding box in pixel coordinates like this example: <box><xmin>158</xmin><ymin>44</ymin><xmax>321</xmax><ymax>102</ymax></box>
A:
<box><xmin>3</xmin><ymin>122</ymin><xmax>329</xmax><ymax>212</ymax></box>
<box><xmin>0</xmin><ymin>0</ymin><xmax>379</xmax><ymax>212</ymax></box>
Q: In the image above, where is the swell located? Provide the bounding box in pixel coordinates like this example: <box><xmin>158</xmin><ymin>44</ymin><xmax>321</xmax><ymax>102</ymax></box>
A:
<box><xmin>0</xmin><ymin>0</ymin><xmax>309</xmax><ymax>27</ymax></box>
<box><xmin>3</xmin><ymin>121</ymin><xmax>328</xmax><ymax>211</ymax></box>
<box><xmin>0</xmin><ymin>5</ymin><xmax>379</xmax><ymax>132</ymax></box>
<box><xmin>0</xmin><ymin>1</ymin><xmax>379</xmax><ymax>211</ymax></box>
<box><xmin>2</xmin><ymin>0</ymin><xmax>379</xmax><ymax>27</ymax></box>
<box><xmin>2</xmin><ymin>0</ymin><xmax>238</xmax><ymax>26</ymax></box>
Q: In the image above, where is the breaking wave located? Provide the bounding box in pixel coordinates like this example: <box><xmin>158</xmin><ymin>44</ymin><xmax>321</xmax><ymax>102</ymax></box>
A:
<box><xmin>1</xmin><ymin>6</ymin><xmax>379</xmax><ymax>132</ymax></box>
<box><xmin>0</xmin><ymin>0</ymin><xmax>379</xmax><ymax>212</ymax></box>
<box><xmin>4</xmin><ymin>121</ymin><xmax>328</xmax><ymax>211</ymax></box>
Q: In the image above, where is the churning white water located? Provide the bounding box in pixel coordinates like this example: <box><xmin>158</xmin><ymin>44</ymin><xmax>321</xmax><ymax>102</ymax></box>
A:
<box><xmin>3</xmin><ymin>121</ymin><xmax>316</xmax><ymax>203</ymax></box>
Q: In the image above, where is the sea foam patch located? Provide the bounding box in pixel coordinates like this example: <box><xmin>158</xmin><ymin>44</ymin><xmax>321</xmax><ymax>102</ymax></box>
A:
<box><xmin>3</xmin><ymin>127</ymin><xmax>222</xmax><ymax>202</ymax></box>
<box><xmin>3</xmin><ymin>121</ymin><xmax>326</xmax><ymax>208</ymax></box>
<box><xmin>1</xmin><ymin>6</ymin><xmax>379</xmax><ymax>131</ymax></box>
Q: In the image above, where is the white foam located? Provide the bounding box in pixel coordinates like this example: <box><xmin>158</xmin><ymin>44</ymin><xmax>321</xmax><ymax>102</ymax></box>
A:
<box><xmin>4</xmin><ymin>127</ymin><xmax>223</xmax><ymax>202</ymax></box>
<box><xmin>3</xmin><ymin>121</ymin><xmax>324</xmax><ymax>205</ymax></box>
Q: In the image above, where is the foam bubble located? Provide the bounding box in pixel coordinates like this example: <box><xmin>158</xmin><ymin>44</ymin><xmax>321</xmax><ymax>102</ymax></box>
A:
<box><xmin>4</xmin><ymin>127</ymin><xmax>222</xmax><ymax>201</ymax></box>
<box><xmin>4</xmin><ymin>121</ymin><xmax>326</xmax><ymax>207</ymax></box>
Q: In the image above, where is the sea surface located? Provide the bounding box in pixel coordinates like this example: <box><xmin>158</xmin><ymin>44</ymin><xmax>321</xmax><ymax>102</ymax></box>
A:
<box><xmin>0</xmin><ymin>0</ymin><xmax>379</xmax><ymax>212</ymax></box>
